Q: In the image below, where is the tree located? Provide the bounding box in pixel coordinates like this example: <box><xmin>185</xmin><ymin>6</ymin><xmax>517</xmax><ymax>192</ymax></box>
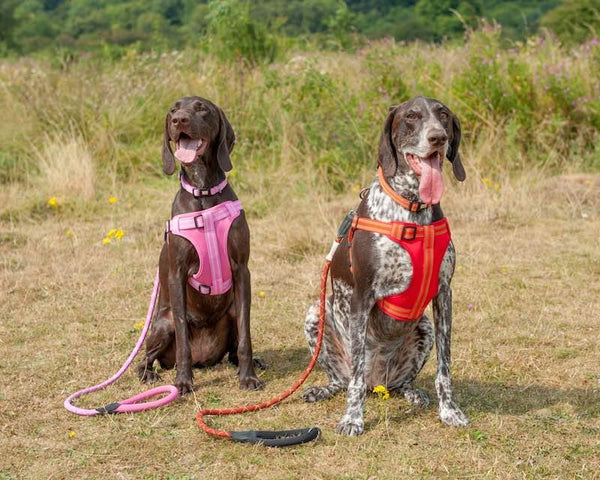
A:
<box><xmin>415</xmin><ymin>0</ymin><xmax>483</xmax><ymax>40</ymax></box>
<box><xmin>541</xmin><ymin>0</ymin><xmax>600</xmax><ymax>45</ymax></box>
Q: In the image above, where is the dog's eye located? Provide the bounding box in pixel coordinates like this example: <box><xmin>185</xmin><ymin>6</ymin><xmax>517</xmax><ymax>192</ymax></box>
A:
<box><xmin>194</xmin><ymin>102</ymin><xmax>208</xmax><ymax>113</ymax></box>
<box><xmin>440</xmin><ymin>111</ymin><xmax>449</xmax><ymax>121</ymax></box>
<box><xmin>406</xmin><ymin>112</ymin><xmax>418</xmax><ymax>120</ymax></box>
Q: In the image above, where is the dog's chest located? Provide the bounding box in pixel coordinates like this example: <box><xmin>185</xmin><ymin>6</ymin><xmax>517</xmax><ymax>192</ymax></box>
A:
<box><xmin>366</xmin><ymin>178</ymin><xmax>433</xmax><ymax>300</ymax></box>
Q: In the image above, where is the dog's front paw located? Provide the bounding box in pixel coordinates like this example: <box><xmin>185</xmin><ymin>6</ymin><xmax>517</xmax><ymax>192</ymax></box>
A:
<box><xmin>336</xmin><ymin>415</ymin><xmax>364</xmax><ymax>436</ymax></box>
<box><xmin>302</xmin><ymin>386</ymin><xmax>332</xmax><ymax>403</ymax></box>
<box><xmin>439</xmin><ymin>403</ymin><xmax>470</xmax><ymax>427</ymax></box>
<box><xmin>175</xmin><ymin>373</ymin><xmax>194</xmax><ymax>395</ymax></box>
<box><xmin>240</xmin><ymin>375</ymin><xmax>264</xmax><ymax>390</ymax></box>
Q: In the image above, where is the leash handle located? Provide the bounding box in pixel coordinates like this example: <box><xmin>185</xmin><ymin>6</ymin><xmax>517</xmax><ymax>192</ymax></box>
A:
<box><xmin>195</xmin><ymin>260</ymin><xmax>330</xmax><ymax>446</ymax></box>
<box><xmin>64</xmin><ymin>270</ymin><xmax>178</xmax><ymax>416</ymax></box>
<box><xmin>230</xmin><ymin>427</ymin><xmax>321</xmax><ymax>447</ymax></box>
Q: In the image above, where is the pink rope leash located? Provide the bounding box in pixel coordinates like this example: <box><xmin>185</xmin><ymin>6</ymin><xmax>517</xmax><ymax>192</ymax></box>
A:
<box><xmin>64</xmin><ymin>270</ymin><xmax>178</xmax><ymax>415</ymax></box>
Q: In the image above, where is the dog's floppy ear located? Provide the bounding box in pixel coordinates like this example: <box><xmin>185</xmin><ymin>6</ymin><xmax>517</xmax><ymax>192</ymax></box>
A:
<box><xmin>162</xmin><ymin>114</ymin><xmax>175</xmax><ymax>175</ymax></box>
<box><xmin>378</xmin><ymin>106</ymin><xmax>398</xmax><ymax>178</ymax></box>
<box><xmin>447</xmin><ymin>113</ymin><xmax>466</xmax><ymax>181</ymax></box>
<box><xmin>216</xmin><ymin>108</ymin><xmax>235</xmax><ymax>172</ymax></box>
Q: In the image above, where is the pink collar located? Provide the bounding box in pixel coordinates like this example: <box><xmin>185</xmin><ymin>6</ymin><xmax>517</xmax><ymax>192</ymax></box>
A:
<box><xmin>179</xmin><ymin>171</ymin><xmax>228</xmax><ymax>198</ymax></box>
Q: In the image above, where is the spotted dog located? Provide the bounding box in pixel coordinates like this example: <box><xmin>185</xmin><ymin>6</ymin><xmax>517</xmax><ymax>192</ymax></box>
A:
<box><xmin>303</xmin><ymin>96</ymin><xmax>469</xmax><ymax>435</ymax></box>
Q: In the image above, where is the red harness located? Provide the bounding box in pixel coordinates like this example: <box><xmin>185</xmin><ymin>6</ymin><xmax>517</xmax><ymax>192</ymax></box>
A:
<box><xmin>348</xmin><ymin>168</ymin><xmax>452</xmax><ymax>322</ymax></box>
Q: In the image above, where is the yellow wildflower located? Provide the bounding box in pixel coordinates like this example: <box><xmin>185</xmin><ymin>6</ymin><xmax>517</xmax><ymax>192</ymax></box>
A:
<box><xmin>373</xmin><ymin>384</ymin><xmax>390</xmax><ymax>400</ymax></box>
<box><xmin>351</xmin><ymin>183</ymin><xmax>361</xmax><ymax>194</ymax></box>
<box><xmin>108</xmin><ymin>196</ymin><xmax>117</xmax><ymax>204</ymax></box>
<box><xmin>494</xmin><ymin>182</ymin><xmax>501</xmax><ymax>191</ymax></box>
<box><xmin>68</xmin><ymin>431</ymin><xmax>76</xmax><ymax>439</ymax></box>
<box><xmin>48</xmin><ymin>197</ymin><xmax>59</xmax><ymax>208</ymax></box>
<box><xmin>104</xmin><ymin>229</ymin><xmax>125</xmax><ymax>244</ymax></box>
<box><xmin>133</xmin><ymin>321</ymin><xmax>144</xmax><ymax>330</ymax></box>
<box><xmin>482</xmin><ymin>177</ymin><xmax>492</xmax><ymax>187</ymax></box>
<box><xmin>65</xmin><ymin>230</ymin><xmax>73</xmax><ymax>237</ymax></box>
<box><xmin>258</xmin><ymin>291</ymin><xmax>265</xmax><ymax>298</ymax></box>
<box><xmin>500</xmin><ymin>267</ymin><xmax>508</xmax><ymax>274</ymax></box>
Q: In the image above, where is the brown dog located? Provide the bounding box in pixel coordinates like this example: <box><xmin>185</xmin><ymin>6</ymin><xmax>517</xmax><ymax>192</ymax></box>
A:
<box><xmin>137</xmin><ymin>96</ymin><xmax>264</xmax><ymax>394</ymax></box>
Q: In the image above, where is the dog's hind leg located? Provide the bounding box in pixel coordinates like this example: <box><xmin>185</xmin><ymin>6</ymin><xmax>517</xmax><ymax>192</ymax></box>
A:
<box><xmin>137</xmin><ymin>313</ymin><xmax>175</xmax><ymax>383</ymax></box>
<box><xmin>384</xmin><ymin>314</ymin><xmax>434</xmax><ymax>408</ymax></box>
<box><xmin>226</xmin><ymin>313</ymin><xmax>266</xmax><ymax>370</ymax></box>
<box><xmin>302</xmin><ymin>296</ymin><xmax>350</xmax><ymax>403</ymax></box>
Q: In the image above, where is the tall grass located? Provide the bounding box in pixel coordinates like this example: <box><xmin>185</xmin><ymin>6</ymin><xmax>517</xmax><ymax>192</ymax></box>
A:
<box><xmin>36</xmin><ymin>132</ymin><xmax>96</xmax><ymax>200</ymax></box>
<box><xmin>0</xmin><ymin>26</ymin><xmax>598</xmax><ymax>201</ymax></box>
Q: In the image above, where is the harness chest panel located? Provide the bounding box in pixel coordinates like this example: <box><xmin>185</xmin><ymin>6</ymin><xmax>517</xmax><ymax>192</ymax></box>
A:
<box><xmin>350</xmin><ymin>217</ymin><xmax>451</xmax><ymax>321</ymax></box>
<box><xmin>166</xmin><ymin>200</ymin><xmax>242</xmax><ymax>295</ymax></box>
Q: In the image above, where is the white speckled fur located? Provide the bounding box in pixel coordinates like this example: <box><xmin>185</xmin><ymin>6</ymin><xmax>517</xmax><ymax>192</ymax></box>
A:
<box><xmin>304</xmin><ymin>97</ymin><xmax>469</xmax><ymax>435</ymax></box>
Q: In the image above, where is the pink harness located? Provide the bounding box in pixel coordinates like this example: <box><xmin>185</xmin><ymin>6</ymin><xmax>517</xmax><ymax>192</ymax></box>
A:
<box><xmin>166</xmin><ymin>175</ymin><xmax>242</xmax><ymax>295</ymax></box>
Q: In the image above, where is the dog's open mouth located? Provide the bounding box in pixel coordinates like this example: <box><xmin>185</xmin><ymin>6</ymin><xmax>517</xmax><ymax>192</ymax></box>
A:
<box><xmin>404</xmin><ymin>151</ymin><xmax>445</xmax><ymax>205</ymax></box>
<box><xmin>174</xmin><ymin>133</ymin><xmax>207</xmax><ymax>164</ymax></box>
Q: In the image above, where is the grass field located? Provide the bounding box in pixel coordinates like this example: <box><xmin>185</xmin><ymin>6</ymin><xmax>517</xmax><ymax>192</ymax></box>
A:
<box><xmin>1</xmin><ymin>32</ymin><xmax>600</xmax><ymax>479</ymax></box>
<box><xmin>1</xmin><ymin>167</ymin><xmax>599</xmax><ymax>479</ymax></box>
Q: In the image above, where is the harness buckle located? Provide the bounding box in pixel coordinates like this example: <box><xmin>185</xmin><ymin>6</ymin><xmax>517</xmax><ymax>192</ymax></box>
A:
<box><xmin>408</xmin><ymin>201</ymin><xmax>422</xmax><ymax>213</ymax></box>
<box><xmin>164</xmin><ymin>220</ymin><xmax>171</xmax><ymax>242</ymax></box>
<box><xmin>401</xmin><ymin>225</ymin><xmax>417</xmax><ymax>241</ymax></box>
<box><xmin>199</xmin><ymin>285</ymin><xmax>211</xmax><ymax>295</ymax></box>
<box><xmin>193</xmin><ymin>215</ymin><xmax>204</xmax><ymax>229</ymax></box>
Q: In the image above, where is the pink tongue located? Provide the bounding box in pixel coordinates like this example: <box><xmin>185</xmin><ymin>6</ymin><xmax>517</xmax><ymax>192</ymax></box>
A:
<box><xmin>419</xmin><ymin>154</ymin><xmax>444</xmax><ymax>205</ymax></box>
<box><xmin>175</xmin><ymin>138</ymin><xmax>200</xmax><ymax>163</ymax></box>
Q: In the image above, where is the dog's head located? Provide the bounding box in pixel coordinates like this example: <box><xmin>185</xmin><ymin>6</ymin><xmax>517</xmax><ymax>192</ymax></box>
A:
<box><xmin>378</xmin><ymin>96</ymin><xmax>465</xmax><ymax>204</ymax></box>
<box><xmin>162</xmin><ymin>96</ymin><xmax>235</xmax><ymax>175</ymax></box>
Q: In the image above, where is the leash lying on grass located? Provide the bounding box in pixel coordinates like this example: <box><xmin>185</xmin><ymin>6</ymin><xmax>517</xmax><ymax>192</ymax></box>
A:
<box><xmin>63</xmin><ymin>271</ymin><xmax>179</xmax><ymax>415</ymax></box>
<box><xmin>63</xmin><ymin>263</ymin><xmax>327</xmax><ymax>446</ymax></box>
<box><xmin>62</xmin><ymin>263</ymin><xmax>327</xmax><ymax>447</ymax></box>
<box><xmin>195</xmin><ymin>259</ymin><xmax>332</xmax><ymax>447</ymax></box>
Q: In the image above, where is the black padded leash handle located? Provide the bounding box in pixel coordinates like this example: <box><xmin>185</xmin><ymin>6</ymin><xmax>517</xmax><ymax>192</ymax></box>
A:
<box><xmin>229</xmin><ymin>427</ymin><xmax>321</xmax><ymax>447</ymax></box>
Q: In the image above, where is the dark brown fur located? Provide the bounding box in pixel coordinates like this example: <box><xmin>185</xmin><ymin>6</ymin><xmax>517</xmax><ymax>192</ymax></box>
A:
<box><xmin>137</xmin><ymin>96</ymin><xmax>263</xmax><ymax>394</ymax></box>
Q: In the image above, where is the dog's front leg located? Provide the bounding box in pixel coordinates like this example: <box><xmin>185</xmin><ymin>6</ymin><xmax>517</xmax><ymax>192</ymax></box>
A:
<box><xmin>432</xmin><ymin>285</ymin><xmax>469</xmax><ymax>426</ymax></box>
<box><xmin>337</xmin><ymin>292</ymin><xmax>371</xmax><ymax>436</ymax></box>
<box><xmin>233</xmin><ymin>264</ymin><xmax>264</xmax><ymax>390</ymax></box>
<box><xmin>168</xmin><ymin>257</ymin><xmax>193</xmax><ymax>395</ymax></box>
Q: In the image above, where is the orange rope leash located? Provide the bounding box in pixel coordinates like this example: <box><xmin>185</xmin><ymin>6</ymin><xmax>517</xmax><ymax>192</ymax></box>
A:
<box><xmin>195</xmin><ymin>260</ymin><xmax>331</xmax><ymax>439</ymax></box>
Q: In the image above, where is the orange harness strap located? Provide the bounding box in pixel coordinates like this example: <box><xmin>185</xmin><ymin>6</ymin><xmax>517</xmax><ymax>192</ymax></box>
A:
<box><xmin>349</xmin><ymin>216</ymin><xmax>451</xmax><ymax>321</ymax></box>
<box><xmin>377</xmin><ymin>167</ymin><xmax>429</xmax><ymax>213</ymax></box>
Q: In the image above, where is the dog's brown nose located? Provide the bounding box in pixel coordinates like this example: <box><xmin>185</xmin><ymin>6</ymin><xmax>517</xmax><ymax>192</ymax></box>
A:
<box><xmin>171</xmin><ymin>111</ymin><xmax>190</xmax><ymax>129</ymax></box>
<box><xmin>427</xmin><ymin>130</ymin><xmax>448</xmax><ymax>146</ymax></box>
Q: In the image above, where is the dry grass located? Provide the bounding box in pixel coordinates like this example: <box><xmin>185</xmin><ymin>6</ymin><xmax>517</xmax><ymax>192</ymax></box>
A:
<box><xmin>1</xmin><ymin>166</ymin><xmax>599</xmax><ymax>479</ymax></box>
<box><xmin>35</xmin><ymin>132</ymin><xmax>96</xmax><ymax>200</ymax></box>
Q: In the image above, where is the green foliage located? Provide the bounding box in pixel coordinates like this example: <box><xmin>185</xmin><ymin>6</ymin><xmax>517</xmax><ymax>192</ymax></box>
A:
<box><xmin>541</xmin><ymin>0</ymin><xmax>600</xmax><ymax>45</ymax></box>
<box><xmin>2</xmin><ymin>25</ymin><xmax>599</xmax><ymax>191</ymax></box>
<box><xmin>0</xmin><ymin>0</ymin><xmax>592</xmax><ymax>57</ymax></box>
<box><xmin>415</xmin><ymin>0</ymin><xmax>483</xmax><ymax>40</ymax></box>
<box><xmin>206</xmin><ymin>0</ymin><xmax>278</xmax><ymax>65</ymax></box>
